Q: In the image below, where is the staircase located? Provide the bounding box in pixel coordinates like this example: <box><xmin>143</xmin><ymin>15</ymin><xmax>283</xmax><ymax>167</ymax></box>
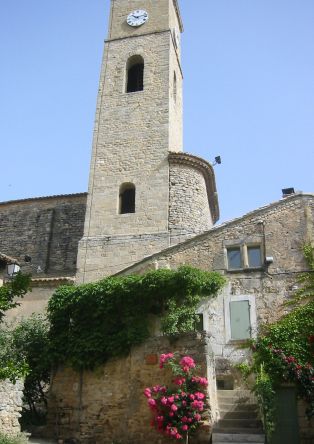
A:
<box><xmin>212</xmin><ymin>389</ymin><xmax>265</xmax><ymax>444</ymax></box>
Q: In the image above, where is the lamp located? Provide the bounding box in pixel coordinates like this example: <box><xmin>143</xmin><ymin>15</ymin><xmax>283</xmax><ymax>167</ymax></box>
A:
<box><xmin>213</xmin><ymin>156</ymin><xmax>222</xmax><ymax>166</ymax></box>
<box><xmin>7</xmin><ymin>263</ymin><xmax>21</xmax><ymax>276</ymax></box>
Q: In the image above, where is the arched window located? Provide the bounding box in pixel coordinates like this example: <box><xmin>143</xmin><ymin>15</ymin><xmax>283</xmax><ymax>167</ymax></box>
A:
<box><xmin>119</xmin><ymin>183</ymin><xmax>136</xmax><ymax>214</ymax></box>
<box><xmin>126</xmin><ymin>55</ymin><xmax>144</xmax><ymax>93</ymax></box>
<box><xmin>173</xmin><ymin>71</ymin><xmax>177</xmax><ymax>102</ymax></box>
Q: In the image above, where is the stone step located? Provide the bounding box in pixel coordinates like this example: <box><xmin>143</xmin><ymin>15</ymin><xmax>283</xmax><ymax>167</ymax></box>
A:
<box><xmin>218</xmin><ymin>403</ymin><xmax>259</xmax><ymax>412</ymax></box>
<box><xmin>213</xmin><ymin>428</ymin><xmax>264</xmax><ymax>435</ymax></box>
<box><xmin>217</xmin><ymin>390</ymin><xmax>253</xmax><ymax>397</ymax></box>
<box><xmin>220</xmin><ymin>410</ymin><xmax>259</xmax><ymax>420</ymax></box>
<box><xmin>217</xmin><ymin>393</ymin><xmax>256</xmax><ymax>403</ymax></box>
<box><xmin>212</xmin><ymin>432</ymin><xmax>264</xmax><ymax>442</ymax></box>
<box><xmin>217</xmin><ymin>419</ymin><xmax>263</xmax><ymax>429</ymax></box>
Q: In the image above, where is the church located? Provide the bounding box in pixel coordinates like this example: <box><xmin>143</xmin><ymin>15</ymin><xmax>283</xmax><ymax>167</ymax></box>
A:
<box><xmin>0</xmin><ymin>0</ymin><xmax>313</xmax><ymax>443</ymax></box>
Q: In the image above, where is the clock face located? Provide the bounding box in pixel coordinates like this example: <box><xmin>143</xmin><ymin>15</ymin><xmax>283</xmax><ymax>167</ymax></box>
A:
<box><xmin>127</xmin><ymin>10</ymin><xmax>149</xmax><ymax>27</ymax></box>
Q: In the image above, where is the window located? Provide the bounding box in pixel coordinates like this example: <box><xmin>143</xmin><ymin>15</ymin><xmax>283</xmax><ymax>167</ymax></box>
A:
<box><xmin>119</xmin><ymin>183</ymin><xmax>135</xmax><ymax>214</ymax></box>
<box><xmin>247</xmin><ymin>246</ymin><xmax>262</xmax><ymax>268</ymax></box>
<box><xmin>126</xmin><ymin>55</ymin><xmax>144</xmax><ymax>93</ymax></box>
<box><xmin>194</xmin><ymin>313</ymin><xmax>204</xmax><ymax>332</ymax></box>
<box><xmin>226</xmin><ymin>244</ymin><xmax>262</xmax><ymax>270</ymax></box>
<box><xmin>173</xmin><ymin>72</ymin><xmax>177</xmax><ymax>102</ymax></box>
<box><xmin>227</xmin><ymin>247</ymin><xmax>241</xmax><ymax>270</ymax></box>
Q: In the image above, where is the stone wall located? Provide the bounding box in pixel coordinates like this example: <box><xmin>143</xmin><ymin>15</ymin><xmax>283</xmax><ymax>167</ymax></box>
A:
<box><xmin>0</xmin><ymin>194</ymin><xmax>86</xmax><ymax>278</ymax></box>
<box><xmin>0</xmin><ymin>379</ymin><xmax>23</xmax><ymax>436</ymax></box>
<box><xmin>47</xmin><ymin>333</ymin><xmax>217</xmax><ymax>444</ymax></box>
<box><xmin>117</xmin><ymin>194</ymin><xmax>314</xmax><ymax>366</ymax></box>
<box><xmin>298</xmin><ymin>400</ymin><xmax>314</xmax><ymax>444</ymax></box>
<box><xmin>169</xmin><ymin>163</ymin><xmax>213</xmax><ymax>245</ymax></box>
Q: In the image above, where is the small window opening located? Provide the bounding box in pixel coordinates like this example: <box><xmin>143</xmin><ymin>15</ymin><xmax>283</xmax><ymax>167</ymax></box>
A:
<box><xmin>126</xmin><ymin>55</ymin><xmax>144</xmax><ymax>93</ymax></box>
<box><xmin>173</xmin><ymin>72</ymin><xmax>177</xmax><ymax>102</ymax></box>
<box><xmin>119</xmin><ymin>183</ymin><xmax>136</xmax><ymax>214</ymax></box>
<box><xmin>227</xmin><ymin>247</ymin><xmax>242</xmax><ymax>270</ymax></box>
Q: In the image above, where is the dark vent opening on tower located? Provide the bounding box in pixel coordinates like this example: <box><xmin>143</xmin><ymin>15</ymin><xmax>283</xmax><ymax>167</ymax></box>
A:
<box><xmin>126</xmin><ymin>55</ymin><xmax>144</xmax><ymax>93</ymax></box>
<box><xmin>119</xmin><ymin>183</ymin><xmax>136</xmax><ymax>214</ymax></box>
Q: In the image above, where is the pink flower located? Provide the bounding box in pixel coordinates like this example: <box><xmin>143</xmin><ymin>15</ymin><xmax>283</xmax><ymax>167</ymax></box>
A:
<box><xmin>148</xmin><ymin>398</ymin><xmax>157</xmax><ymax>409</ymax></box>
<box><xmin>175</xmin><ymin>433</ymin><xmax>182</xmax><ymax>440</ymax></box>
<box><xmin>191</xmin><ymin>376</ymin><xmax>208</xmax><ymax>386</ymax></box>
<box><xmin>181</xmin><ymin>416</ymin><xmax>188</xmax><ymax>423</ymax></box>
<box><xmin>171</xmin><ymin>404</ymin><xmax>178</xmax><ymax>412</ymax></box>
<box><xmin>182</xmin><ymin>400</ymin><xmax>187</xmax><ymax>406</ymax></box>
<box><xmin>182</xmin><ymin>425</ymin><xmax>188</xmax><ymax>431</ymax></box>
<box><xmin>195</xmin><ymin>392</ymin><xmax>205</xmax><ymax>400</ymax></box>
<box><xmin>169</xmin><ymin>412</ymin><xmax>174</xmax><ymax>417</ymax></box>
<box><xmin>161</xmin><ymin>396</ymin><xmax>168</xmax><ymax>405</ymax></box>
<box><xmin>174</xmin><ymin>377</ymin><xmax>186</xmax><ymax>386</ymax></box>
<box><xmin>189</xmin><ymin>394</ymin><xmax>195</xmax><ymax>400</ymax></box>
<box><xmin>159</xmin><ymin>353</ymin><xmax>174</xmax><ymax>368</ymax></box>
<box><xmin>180</xmin><ymin>356</ymin><xmax>196</xmax><ymax>370</ymax></box>
<box><xmin>168</xmin><ymin>396</ymin><xmax>175</xmax><ymax>404</ymax></box>
<box><xmin>144</xmin><ymin>388</ymin><xmax>152</xmax><ymax>398</ymax></box>
<box><xmin>194</xmin><ymin>413</ymin><xmax>201</xmax><ymax>421</ymax></box>
<box><xmin>191</xmin><ymin>400</ymin><xmax>204</xmax><ymax>411</ymax></box>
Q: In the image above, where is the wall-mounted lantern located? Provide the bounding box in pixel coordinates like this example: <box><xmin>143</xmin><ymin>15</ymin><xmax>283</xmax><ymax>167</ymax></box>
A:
<box><xmin>7</xmin><ymin>263</ymin><xmax>21</xmax><ymax>277</ymax></box>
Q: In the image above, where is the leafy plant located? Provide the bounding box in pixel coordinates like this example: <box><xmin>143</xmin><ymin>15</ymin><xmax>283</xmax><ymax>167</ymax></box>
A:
<box><xmin>0</xmin><ymin>315</ymin><xmax>50</xmax><ymax>426</ymax></box>
<box><xmin>144</xmin><ymin>353</ymin><xmax>209</xmax><ymax>442</ymax></box>
<box><xmin>0</xmin><ymin>272</ymin><xmax>31</xmax><ymax>322</ymax></box>
<box><xmin>252</xmin><ymin>364</ymin><xmax>276</xmax><ymax>441</ymax></box>
<box><xmin>0</xmin><ymin>434</ymin><xmax>28</xmax><ymax>444</ymax></box>
<box><xmin>47</xmin><ymin>266</ymin><xmax>225</xmax><ymax>370</ymax></box>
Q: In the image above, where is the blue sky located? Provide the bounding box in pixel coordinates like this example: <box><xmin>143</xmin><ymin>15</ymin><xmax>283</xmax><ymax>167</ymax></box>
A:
<box><xmin>1</xmin><ymin>0</ymin><xmax>313</xmax><ymax>222</ymax></box>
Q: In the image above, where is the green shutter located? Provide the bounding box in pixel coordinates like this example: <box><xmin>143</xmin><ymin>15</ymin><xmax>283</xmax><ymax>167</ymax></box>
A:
<box><xmin>230</xmin><ymin>300</ymin><xmax>251</xmax><ymax>340</ymax></box>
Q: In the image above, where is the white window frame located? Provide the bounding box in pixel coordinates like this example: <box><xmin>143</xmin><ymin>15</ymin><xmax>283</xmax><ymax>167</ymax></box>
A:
<box><xmin>224</xmin><ymin>294</ymin><xmax>257</xmax><ymax>343</ymax></box>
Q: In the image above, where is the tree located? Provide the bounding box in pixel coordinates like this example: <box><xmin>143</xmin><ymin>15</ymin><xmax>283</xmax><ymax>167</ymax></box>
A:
<box><xmin>0</xmin><ymin>273</ymin><xmax>31</xmax><ymax>322</ymax></box>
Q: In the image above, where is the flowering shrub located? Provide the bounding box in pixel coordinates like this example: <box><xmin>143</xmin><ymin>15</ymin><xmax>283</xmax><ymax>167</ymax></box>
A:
<box><xmin>144</xmin><ymin>354</ymin><xmax>208</xmax><ymax>441</ymax></box>
<box><xmin>271</xmin><ymin>347</ymin><xmax>314</xmax><ymax>418</ymax></box>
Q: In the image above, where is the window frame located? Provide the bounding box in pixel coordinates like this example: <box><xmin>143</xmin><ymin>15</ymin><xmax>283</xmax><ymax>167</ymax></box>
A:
<box><xmin>225</xmin><ymin>243</ymin><xmax>263</xmax><ymax>272</ymax></box>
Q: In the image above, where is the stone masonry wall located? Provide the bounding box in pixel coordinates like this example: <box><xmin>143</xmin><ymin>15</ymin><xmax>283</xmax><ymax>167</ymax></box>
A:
<box><xmin>169</xmin><ymin>164</ymin><xmax>213</xmax><ymax>245</ymax></box>
<box><xmin>298</xmin><ymin>399</ymin><xmax>314</xmax><ymax>444</ymax></box>
<box><xmin>0</xmin><ymin>379</ymin><xmax>23</xmax><ymax>436</ymax></box>
<box><xmin>47</xmin><ymin>333</ymin><xmax>217</xmax><ymax>444</ymax></box>
<box><xmin>0</xmin><ymin>194</ymin><xmax>86</xmax><ymax>278</ymax></box>
<box><xmin>117</xmin><ymin>194</ymin><xmax>314</xmax><ymax>362</ymax></box>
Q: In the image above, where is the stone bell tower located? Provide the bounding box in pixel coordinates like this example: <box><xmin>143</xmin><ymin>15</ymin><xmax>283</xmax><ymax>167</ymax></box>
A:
<box><xmin>77</xmin><ymin>0</ymin><xmax>219</xmax><ymax>283</ymax></box>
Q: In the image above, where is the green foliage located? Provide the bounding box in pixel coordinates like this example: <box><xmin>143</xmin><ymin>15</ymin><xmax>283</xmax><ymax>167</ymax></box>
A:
<box><xmin>48</xmin><ymin>266</ymin><xmax>225</xmax><ymax>370</ymax></box>
<box><xmin>0</xmin><ymin>315</ymin><xmax>50</xmax><ymax>424</ymax></box>
<box><xmin>0</xmin><ymin>434</ymin><xmax>28</xmax><ymax>444</ymax></box>
<box><xmin>241</xmin><ymin>299</ymin><xmax>314</xmax><ymax>437</ymax></box>
<box><xmin>252</xmin><ymin>364</ymin><xmax>276</xmax><ymax>441</ymax></box>
<box><xmin>288</xmin><ymin>243</ymin><xmax>314</xmax><ymax>306</ymax></box>
<box><xmin>254</xmin><ymin>300</ymin><xmax>314</xmax><ymax>375</ymax></box>
<box><xmin>0</xmin><ymin>273</ymin><xmax>31</xmax><ymax>322</ymax></box>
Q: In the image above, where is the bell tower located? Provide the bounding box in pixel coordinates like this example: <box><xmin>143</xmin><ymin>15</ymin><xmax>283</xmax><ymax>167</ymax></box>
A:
<box><xmin>77</xmin><ymin>0</ymin><xmax>184</xmax><ymax>282</ymax></box>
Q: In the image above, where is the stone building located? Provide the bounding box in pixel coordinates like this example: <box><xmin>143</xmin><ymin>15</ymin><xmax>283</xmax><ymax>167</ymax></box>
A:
<box><xmin>0</xmin><ymin>0</ymin><xmax>313</xmax><ymax>443</ymax></box>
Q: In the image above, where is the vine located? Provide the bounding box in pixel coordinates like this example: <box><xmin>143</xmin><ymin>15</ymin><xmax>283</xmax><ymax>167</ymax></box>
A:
<box><xmin>47</xmin><ymin>266</ymin><xmax>225</xmax><ymax>370</ymax></box>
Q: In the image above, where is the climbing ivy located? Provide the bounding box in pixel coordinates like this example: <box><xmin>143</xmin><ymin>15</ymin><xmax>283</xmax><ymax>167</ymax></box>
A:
<box><xmin>47</xmin><ymin>266</ymin><xmax>225</xmax><ymax>370</ymax></box>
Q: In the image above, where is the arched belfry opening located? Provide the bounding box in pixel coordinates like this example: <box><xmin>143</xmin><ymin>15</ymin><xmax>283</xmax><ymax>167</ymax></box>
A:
<box><xmin>119</xmin><ymin>183</ymin><xmax>136</xmax><ymax>214</ymax></box>
<box><xmin>126</xmin><ymin>55</ymin><xmax>144</xmax><ymax>93</ymax></box>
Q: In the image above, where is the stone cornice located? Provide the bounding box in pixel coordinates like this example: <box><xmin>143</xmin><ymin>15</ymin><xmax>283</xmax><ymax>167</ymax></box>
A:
<box><xmin>168</xmin><ymin>152</ymin><xmax>220</xmax><ymax>223</ymax></box>
<box><xmin>0</xmin><ymin>192</ymin><xmax>87</xmax><ymax>207</ymax></box>
<box><xmin>30</xmin><ymin>276</ymin><xmax>75</xmax><ymax>287</ymax></box>
<box><xmin>173</xmin><ymin>0</ymin><xmax>184</xmax><ymax>32</ymax></box>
